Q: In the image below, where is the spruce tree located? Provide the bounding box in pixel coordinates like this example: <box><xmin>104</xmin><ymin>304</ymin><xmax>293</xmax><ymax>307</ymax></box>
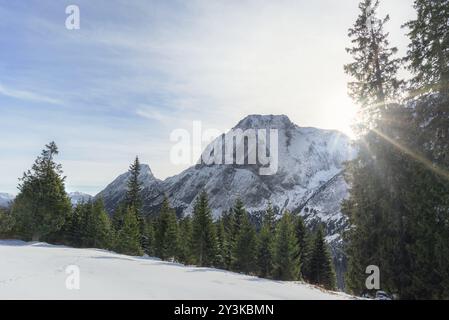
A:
<box><xmin>214</xmin><ymin>218</ymin><xmax>227</xmax><ymax>269</ymax></box>
<box><xmin>154</xmin><ymin>197</ymin><xmax>179</xmax><ymax>261</ymax></box>
<box><xmin>309</xmin><ymin>227</ymin><xmax>337</xmax><ymax>291</ymax></box>
<box><xmin>0</xmin><ymin>208</ymin><xmax>14</xmax><ymax>238</ymax></box>
<box><xmin>178</xmin><ymin>215</ymin><xmax>194</xmax><ymax>264</ymax></box>
<box><xmin>256</xmin><ymin>203</ymin><xmax>276</xmax><ymax>278</ymax></box>
<box><xmin>272</xmin><ymin>211</ymin><xmax>299</xmax><ymax>281</ymax></box>
<box><xmin>192</xmin><ymin>191</ymin><xmax>217</xmax><ymax>267</ymax></box>
<box><xmin>221</xmin><ymin>210</ymin><xmax>234</xmax><ymax>269</ymax></box>
<box><xmin>125</xmin><ymin>156</ymin><xmax>143</xmax><ymax>212</ymax></box>
<box><xmin>400</xmin><ymin>0</ymin><xmax>449</xmax><ymax>298</ymax></box>
<box><xmin>125</xmin><ymin>157</ymin><xmax>145</xmax><ymax>247</ymax></box>
<box><xmin>115</xmin><ymin>206</ymin><xmax>143</xmax><ymax>256</ymax></box>
<box><xmin>232</xmin><ymin>211</ymin><xmax>257</xmax><ymax>274</ymax></box>
<box><xmin>343</xmin><ymin>0</ymin><xmax>411</xmax><ymax>296</ymax></box>
<box><xmin>344</xmin><ymin>0</ymin><xmax>402</xmax><ymax>130</ymax></box>
<box><xmin>12</xmin><ymin>142</ymin><xmax>71</xmax><ymax>241</ymax></box>
<box><xmin>295</xmin><ymin>215</ymin><xmax>309</xmax><ymax>279</ymax></box>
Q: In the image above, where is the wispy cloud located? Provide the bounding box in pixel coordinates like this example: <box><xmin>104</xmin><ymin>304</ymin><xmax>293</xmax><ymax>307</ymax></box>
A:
<box><xmin>0</xmin><ymin>84</ymin><xmax>62</xmax><ymax>105</ymax></box>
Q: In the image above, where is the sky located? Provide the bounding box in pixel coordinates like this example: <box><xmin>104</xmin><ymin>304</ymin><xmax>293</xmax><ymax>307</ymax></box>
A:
<box><xmin>0</xmin><ymin>0</ymin><xmax>416</xmax><ymax>195</ymax></box>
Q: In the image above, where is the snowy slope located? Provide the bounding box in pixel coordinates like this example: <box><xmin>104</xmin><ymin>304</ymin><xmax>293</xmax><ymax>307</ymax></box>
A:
<box><xmin>0</xmin><ymin>240</ymin><xmax>352</xmax><ymax>300</ymax></box>
<box><xmin>0</xmin><ymin>193</ymin><xmax>14</xmax><ymax>208</ymax></box>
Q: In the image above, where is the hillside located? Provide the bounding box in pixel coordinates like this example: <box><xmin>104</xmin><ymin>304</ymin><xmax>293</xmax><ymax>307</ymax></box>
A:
<box><xmin>0</xmin><ymin>240</ymin><xmax>351</xmax><ymax>300</ymax></box>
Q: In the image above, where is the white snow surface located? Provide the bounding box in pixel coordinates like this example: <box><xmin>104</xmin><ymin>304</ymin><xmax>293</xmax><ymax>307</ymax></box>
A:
<box><xmin>0</xmin><ymin>240</ymin><xmax>352</xmax><ymax>300</ymax></box>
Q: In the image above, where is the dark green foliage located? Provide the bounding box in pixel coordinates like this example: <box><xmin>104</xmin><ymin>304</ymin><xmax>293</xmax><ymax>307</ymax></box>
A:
<box><xmin>125</xmin><ymin>156</ymin><xmax>143</xmax><ymax>212</ymax></box>
<box><xmin>295</xmin><ymin>215</ymin><xmax>309</xmax><ymax>279</ymax></box>
<box><xmin>214</xmin><ymin>218</ymin><xmax>227</xmax><ymax>268</ymax></box>
<box><xmin>142</xmin><ymin>218</ymin><xmax>156</xmax><ymax>256</ymax></box>
<box><xmin>308</xmin><ymin>227</ymin><xmax>337</xmax><ymax>290</ymax></box>
<box><xmin>232</xmin><ymin>211</ymin><xmax>257</xmax><ymax>274</ymax></box>
<box><xmin>272</xmin><ymin>211</ymin><xmax>299</xmax><ymax>281</ymax></box>
<box><xmin>0</xmin><ymin>208</ymin><xmax>14</xmax><ymax>238</ymax></box>
<box><xmin>115</xmin><ymin>206</ymin><xmax>143</xmax><ymax>256</ymax></box>
<box><xmin>192</xmin><ymin>191</ymin><xmax>217</xmax><ymax>267</ymax></box>
<box><xmin>155</xmin><ymin>197</ymin><xmax>179</xmax><ymax>261</ymax></box>
<box><xmin>256</xmin><ymin>203</ymin><xmax>276</xmax><ymax>278</ymax></box>
<box><xmin>343</xmin><ymin>0</ymin><xmax>449</xmax><ymax>299</ymax></box>
<box><xmin>11</xmin><ymin>142</ymin><xmax>71</xmax><ymax>241</ymax></box>
<box><xmin>178</xmin><ymin>215</ymin><xmax>194</xmax><ymax>264</ymax></box>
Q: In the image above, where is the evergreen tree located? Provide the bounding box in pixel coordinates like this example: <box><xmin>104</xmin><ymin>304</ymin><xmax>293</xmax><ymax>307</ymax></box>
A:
<box><xmin>272</xmin><ymin>211</ymin><xmax>299</xmax><ymax>281</ymax></box>
<box><xmin>115</xmin><ymin>206</ymin><xmax>143</xmax><ymax>256</ymax></box>
<box><xmin>214</xmin><ymin>218</ymin><xmax>227</xmax><ymax>268</ymax></box>
<box><xmin>125</xmin><ymin>156</ymin><xmax>143</xmax><ymax>211</ymax></box>
<box><xmin>0</xmin><ymin>208</ymin><xmax>14</xmax><ymax>238</ymax></box>
<box><xmin>343</xmin><ymin>0</ymin><xmax>413</xmax><ymax>297</ymax></box>
<box><xmin>142</xmin><ymin>218</ymin><xmax>156</xmax><ymax>256</ymax></box>
<box><xmin>256</xmin><ymin>203</ymin><xmax>276</xmax><ymax>278</ymax></box>
<box><xmin>344</xmin><ymin>0</ymin><xmax>402</xmax><ymax>131</ymax></box>
<box><xmin>398</xmin><ymin>1</ymin><xmax>449</xmax><ymax>298</ymax></box>
<box><xmin>125</xmin><ymin>157</ymin><xmax>146</xmax><ymax>248</ymax></box>
<box><xmin>192</xmin><ymin>191</ymin><xmax>217</xmax><ymax>267</ymax></box>
<box><xmin>12</xmin><ymin>142</ymin><xmax>71</xmax><ymax>241</ymax></box>
<box><xmin>308</xmin><ymin>227</ymin><xmax>337</xmax><ymax>291</ymax></box>
<box><xmin>221</xmin><ymin>210</ymin><xmax>234</xmax><ymax>269</ymax></box>
<box><xmin>178</xmin><ymin>215</ymin><xmax>194</xmax><ymax>264</ymax></box>
<box><xmin>85</xmin><ymin>199</ymin><xmax>112</xmax><ymax>249</ymax></box>
<box><xmin>232</xmin><ymin>211</ymin><xmax>257</xmax><ymax>274</ymax></box>
<box><xmin>154</xmin><ymin>197</ymin><xmax>179</xmax><ymax>261</ymax></box>
<box><xmin>295</xmin><ymin>215</ymin><xmax>309</xmax><ymax>279</ymax></box>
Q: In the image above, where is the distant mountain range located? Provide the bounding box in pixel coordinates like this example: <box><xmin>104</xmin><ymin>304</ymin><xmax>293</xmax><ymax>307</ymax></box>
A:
<box><xmin>0</xmin><ymin>192</ymin><xmax>92</xmax><ymax>208</ymax></box>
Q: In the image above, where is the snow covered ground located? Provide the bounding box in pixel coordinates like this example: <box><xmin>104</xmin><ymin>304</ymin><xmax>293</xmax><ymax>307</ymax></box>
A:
<box><xmin>0</xmin><ymin>240</ymin><xmax>352</xmax><ymax>300</ymax></box>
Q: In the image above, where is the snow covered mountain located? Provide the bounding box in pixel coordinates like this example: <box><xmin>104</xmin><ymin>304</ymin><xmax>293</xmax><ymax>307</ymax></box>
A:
<box><xmin>68</xmin><ymin>192</ymin><xmax>93</xmax><ymax>206</ymax></box>
<box><xmin>0</xmin><ymin>193</ymin><xmax>15</xmax><ymax>208</ymax></box>
<box><xmin>0</xmin><ymin>240</ymin><xmax>352</xmax><ymax>299</ymax></box>
<box><xmin>96</xmin><ymin>114</ymin><xmax>356</xmax><ymax>287</ymax></box>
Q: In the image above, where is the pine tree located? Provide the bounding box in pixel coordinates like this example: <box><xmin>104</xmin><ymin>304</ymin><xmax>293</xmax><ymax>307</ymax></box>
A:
<box><xmin>272</xmin><ymin>211</ymin><xmax>299</xmax><ymax>281</ymax></box>
<box><xmin>256</xmin><ymin>203</ymin><xmax>276</xmax><ymax>278</ymax></box>
<box><xmin>115</xmin><ymin>206</ymin><xmax>143</xmax><ymax>256</ymax></box>
<box><xmin>12</xmin><ymin>142</ymin><xmax>71</xmax><ymax>241</ymax></box>
<box><xmin>232</xmin><ymin>211</ymin><xmax>257</xmax><ymax>274</ymax></box>
<box><xmin>86</xmin><ymin>199</ymin><xmax>112</xmax><ymax>249</ymax></box>
<box><xmin>343</xmin><ymin>0</ymin><xmax>414</xmax><ymax>297</ymax></box>
<box><xmin>154</xmin><ymin>197</ymin><xmax>179</xmax><ymax>261</ymax></box>
<box><xmin>125</xmin><ymin>156</ymin><xmax>143</xmax><ymax>211</ymax></box>
<box><xmin>142</xmin><ymin>218</ymin><xmax>156</xmax><ymax>256</ymax></box>
<box><xmin>192</xmin><ymin>191</ymin><xmax>217</xmax><ymax>267</ymax></box>
<box><xmin>0</xmin><ymin>208</ymin><xmax>14</xmax><ymax>238</ymax></box>
<box><xmin>295</xmin><ymin>214</ymin><xmax>309</xmax><ymax>279</ymax></box>
<box><xmin>399</xmin><ymin>2</ymin><xmax>449</xmax><ymax>298</ymax></box>
<box><xmin>221</xmin><ymin>210</ymin><xmax>234</xmax><ymax>269</ymax></box>
<box><xmin>125</xmin><ymin>157</ymin><xmax>145</xmax><ymax>248</ymax></box>
<box><xmin>344</xmin><ymin>0</ymin><xmax>402</xmax><ymax>131</ymax></box>
<box><xmin>214</xmin><ymin>218</ymin><xmax>227</xmax><ymax>268</ymax></box>
<box><xmin>178</xmin><ymin>215</ymin><xmax>194</xmax><ymax>264</ymax></box>
<box><xmin>308</xmin><ymin>227</ymin><xmax>336</xmax><ymax>291</ymax></box>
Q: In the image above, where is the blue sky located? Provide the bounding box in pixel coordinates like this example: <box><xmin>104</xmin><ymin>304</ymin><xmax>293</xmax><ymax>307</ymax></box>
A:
<box><xmin>0</xmin><ymin>0</ymin><xmax>415</xmax><ymax>195</ymax></box>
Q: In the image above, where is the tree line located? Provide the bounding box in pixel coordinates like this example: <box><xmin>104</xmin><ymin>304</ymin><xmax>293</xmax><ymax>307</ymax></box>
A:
<box><xmin>0</xmin><ymin>147</ymin><xmax>337</xmax><ymax>291</ymax></box>
<box><xmin>343</xmin><ymin>0</ymin><xmax>449</xmax><ymax>299</ymax></box>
